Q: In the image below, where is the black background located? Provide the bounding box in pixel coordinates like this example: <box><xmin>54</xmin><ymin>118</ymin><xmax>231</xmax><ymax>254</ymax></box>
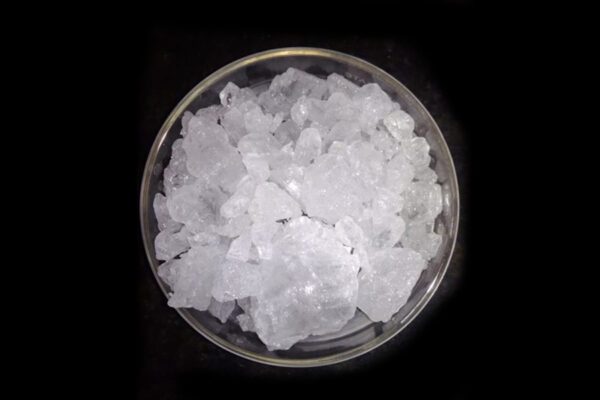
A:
<box><xmin>74</xmin><ymin>2</ymin><xmax>527</xmax><ymax>398</ymax></box>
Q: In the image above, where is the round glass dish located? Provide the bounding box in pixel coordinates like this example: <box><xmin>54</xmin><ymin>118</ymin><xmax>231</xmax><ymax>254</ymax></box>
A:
<box><xmin>140</xmin><ymin>47</ymin><xmax>459</xmax><ymax>367</ymax></box>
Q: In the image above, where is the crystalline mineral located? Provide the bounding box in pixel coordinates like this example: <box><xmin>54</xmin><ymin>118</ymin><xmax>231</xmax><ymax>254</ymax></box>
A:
<box><xmin>326</xmin><ymin>73</ymin><xmax>359</xmax><ymax>97</ymax></box>
<box><xmin>401</xmin><ymin>221</ymin><xmax>442</xmax><ymax>261</ymax></box>
<box><xmin>154</xmin><ymin>69</ymin><xmax>446</xmax><ymax>351</ymax></box>
<box><xmin>357</xmin><ymin>247</ymin><xmax>426</xmax><ymax>322</ymax></box>
<box><xmin>219</xmin><ymin>175</ymin><xmax>256</xmax><ymax>219</ymax></box>
<box><xmin>326</xmin><ymin>120</ymin><xmax>362</xmax><ymax>148</ymax></box>
<box><xmin>403</xmin><ymin>181</ymin><xmax>443</xmax><ymax>224</ymax></box>
<box><xmin>242</xmin><ymin>153</ymin><xmax>270</xmax><ymax>182</ymax></box>
<box><xmin>212</xmin><ymin>259</ymin><xmax>261</xmax><ymax>302</ymax></box>
<box><xmin>403</xmin><ymin>137</ymin><xmax>431</xmax><ymax>167</ymax></box>
<box><xmin>248</xmin><ymin>182</ymin><xmax>302</xmax><ymax>223</ymax></box>
<box><xmin>249</xmin><ymin>217</ymin><xmax>360</xmax><ymax>349</ymax></box>
<box><xmin>208</xmin><ymin>298</ymin><xmax>235</xmax><ymax>323</ymax></box>
<box><xmin>153</xmin><ymin>193</ymin><xmax>182</xmax><ymax>231</ymax></box>
<box><xmin>301</xmin><ymin>153</ymin><xmax>364</xmax><ymax>224</ymax></box>
<box><xmin>226</xmin><ymin>228</ymin><xmax>252</xmax><ymax>262</ymax></box>
<box><xmin>294</xmin><ymin>127</ymin><xmax>322</xmax><ymax>166</ymax></box>
<box><xmin>183</xmin><ymin>116</ymin><xmax>245</xmax><ymax>193</ymax></box>
<box><xmin>250</xmin><ymin>220</ymin><xmax>281</xmax><ymax>260</ymax></box>
<box><xmin>163</xmin><ymin>139</ymin><xmax>196</xmax><ymax>195</ymax></box>
<box><xmin>154</xmin><ymin>226</ymin><xmax>190</xmax><ymax>261</ymax></box>
<box><xmin>385</xmin><ymin>152</ymin><xmax>415</xmax><ymax>194</ymax></box>
<box><xmin>384</xmin><ymin>109</ymin><xmax>414</xmax><ymax>142</ymax></box>
<box><xmin>164</xmin><ymin>244</ymin><xmax>227</xmax><ymax>310</ymax></box>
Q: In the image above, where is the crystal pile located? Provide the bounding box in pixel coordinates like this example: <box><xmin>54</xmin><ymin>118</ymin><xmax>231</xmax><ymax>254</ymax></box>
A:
<box><xmin>154</xmin><ymin>68</ymin><xmax>443</xmax><ymax>350</ymax></box>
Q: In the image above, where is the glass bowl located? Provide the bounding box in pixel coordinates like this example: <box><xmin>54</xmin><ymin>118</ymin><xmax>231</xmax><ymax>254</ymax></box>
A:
<box><xmin>140</xmin><ymin>47</ymin><xmax>459</xmax><ymax>367</ymax></box>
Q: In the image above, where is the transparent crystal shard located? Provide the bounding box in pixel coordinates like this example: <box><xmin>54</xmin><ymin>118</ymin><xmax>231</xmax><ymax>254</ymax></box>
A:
<box><xmin>219</xmin><ymin>175</ymin><xmax>256</xmax><ymax>219</ymax></box>
<box><xmin>385</xmin><ymin>152</ymin><xmax>415</xmax><ymax>194</ymax></box>
<box><xmin>208</xmin><ymin>298</ymin><xmax>235</xmax><ymax>323</ymax></box>
<box><xmin>357</xmin><ymin>247</ymin><xmax>426</xmax><ymax>322</ymax></box>
<box><xmin>215</xmin><ymin>213</ymin><xmax>251</xmax><ymax>237</ymax></box>
<box><xmin>371</xmin><ymin>188</ymin><xmax>406</xmax><ymax>248</ymax></box>
<box><xmin>294</xmin><ymin>127</ymin><xmax>322</xmax><ymax>165</ymax></box>
<box><xmin>248</xmin><ymin>182</ymin><xmax>302</xmax><ymax>223</ymax></box>
<box><xmin>370</xmin><ymin>126</ymin><xmax>400</xmax><ymax>160</ymax></box>
<box><xmin>335</xmin><ymin>216</ymin><xmax>371</xmax><ymax>272</ymax></box>
<box><xmin>162</xmin><ymin>243</ymin><xmax>227</xmax><ymax>311</ymax></box>
<box><xmin>250</xmin><ymin>217</ymin><xmax>360</xmax><ymax>350</ymax></box>
<box><xmin>221</xmin><ymin>107</ymin><xmax>246</xmax><ymax>145</ymax></box>
<box><xmin>237</xmin><ymin>132</ymin><xmax>281</xmax><ymax>160</ymax></box>
<box><xmin>346</xmin><ymin>141</ymin><xmax>384</xmax><ymax>197</ymax></box>
<box><xmin>270</xmin><ymin>163</ymin><xmax>304</xmax><ymax>201</ymax></box>
<box><xmin>273</xmin><ymin>119</ymin><xmax>300</xmax><ymax>145</ymax></box>
<box><xmin>403</xmin><ymin>137</ymin><xmax>431</xmax><ymax>167</ymax></box>
<box><xmin>244</xmin><ymin>106</ymin><xmax>274</xmax><ymax>136</ymax></box>
<box><xmin>301</xmin><ymin>153</ymin><xmax>364</xmax><ymax>224</ymax></box>
<box><xmin>242</xmin><ymin>153</ymin><xmax>270</xmax><ymax>182</ymax></box>
<box><xmin>195</xmin><ymin>105</ymin><xmax>224</xmax><ymax>124</ymax></box>
<box><xmin>250</xmin><ymin>220</ymin><xmax>281</xmax><ymax>260</ymax></box>
<box><xmin>258</xmin><ymin>67</ymin><xmax>327</xmax><ymax>115</ymax></box>
<box><xmin>153</xmin><ymin>193</ymin><xmax>182</xmax><ymax>231</ymax></box>
<box><xmin>325</xmin><ymin>120</ymin><xmax>361</xmax><ymax>149</ymax></box>
<box><xmin>401</xmin><ymin>221</ymin><xmax>442</xmax><ymax>261</ymax></box>
<box><xmin>212</xmin><ymin>259</ymin><xmax>261</xmax><ymax>302</ymax></box>
<box><xmin>154</xmin><ymin>226</ymin><xmax>190</xmax><ymax>261</ymax></box>
<box><xmin>326</xmin><ymin>73</ymin><xmax>359</xmax><ymax>97</ymax></box>
<box><xmin>355</xmin><ymin>83</ymin><xmax>394</xmax><ymax>132</ymax></box>
<box><xmin>182</xmin><ymin>115</ymin><xmax>245</xmax><ymax>193</ymax></box>
<box><xmin>402</xmin><ymin>182</ymin><xmax>443</xmax><ymax>224</ymax></box>
<box><xmin>163</xmin><ymin>139</ymin><xmax>196</xmax><ymax>195</ymax></box>
<box><xmin>383</xmin><ymin>109</ymin><xmax>414</xmax><ymax>142</ymax></box>
<box><xmin>226</xmin><ymin>228</ymin><xmax>252</xmax><ymax>262</ymax></box>
<box><xmin>219</xmin><ymin>82</ymin><xmax>257</xmax><ymax>108</ymax></box>
<box><xmin>414</xmin><ymin>165</ymin><xmax>438</xmax><ymax>183</ymax></box>
<box><xmin>166</xmin><ymin>183</ymin><xmax>218</xmax><ymax>232</ymax></box>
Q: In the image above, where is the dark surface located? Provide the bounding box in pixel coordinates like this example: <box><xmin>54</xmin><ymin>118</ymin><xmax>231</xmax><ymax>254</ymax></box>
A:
<box><xmin>132</xmin><ymin>10</ymin><xmax>480</xmax><ymax>399</ymax></box>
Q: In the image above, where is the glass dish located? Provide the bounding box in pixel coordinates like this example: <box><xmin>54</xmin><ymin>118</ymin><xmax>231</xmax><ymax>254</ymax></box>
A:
<box><xmin>140</xmin><ymin>47</ymin><xmax>460</xmax><ymax>367</ymax></box>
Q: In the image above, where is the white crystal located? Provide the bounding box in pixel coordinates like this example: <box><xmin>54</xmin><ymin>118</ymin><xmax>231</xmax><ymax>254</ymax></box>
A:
<box><xmin>355</xmin><ymin>83</ymin><xmax>394</xmax><ymax>131</ymax></box>
<box><xmin>250</xmin><ymin>217</ymin><xmax>360</xmax><ymax>350</ymax></box>
<box><xmin>183</xmin><ymin>116</ymin><xmax>245</xmax><ymax>193</ymax></box>
<box><xmin>153</xmin><ymin>193</ymin><xmax>182</xmax><ymax>231</ymax></box>
<box><xmin>270</xmin><ymin>163</ymin><xmax>304</xmax><ymax>201</ymax></box>
<box><xmin>250</xmin><ymin>220</ymin><xmax>281</xmax><ymax>260</ymax></box>
<box><xmin>401</xmin><ymin>221</ymin><xmax>442</xmax><ymax>261</ymax></box>
<box><xmin>384</xmin><ymin>109</ymin><xmax>414</xmax><ymax>142</ymax></box>
<box><xmin>219</xmin><ymin>175</ymin><xmax>256</xmax><ymax>219</ymax></box>
<box><xmin>335</xmin><ymin>216</ymin><xmax>371</xmax><ymax>272</ymax></box>
<box><xmin>212</xmin><ymin>259</ymin><xmax>261</xmax><ymax>302</ymax></box>
<box><xmin>208</xmin><ymin>298</ymin><xmax>235</xmax><ymax>323</ymax></box>
<box><xmin>163</xmin><ymin>139</ymin><xmax>196</xmax><ymax>195</ymax></box>
<box><xmin>294</xmin><ymin>127</ymin><xmax>322</xmax><ymax>165</ymax></box>
<box><xmin>242</xmin><ymin>154</ymin><xmax>270</xmax><ymax>182</ymax></box>
<box><xmin>403</xmin><ymin>137</ymin><xmax>431</xmax><ymax>167</ymax></box>
<box><xmin>164</xmin><ymin>244</ymin><xmax>226</xmax><ymax>310</ymax></box>
<box><xmin>226</xmin><ymin>228</ymin><xmax>252</xmax><ymax>262</ymax></box>
<box><xmin>385</xmin><ymin>152</ymin><xmax>415</xmax><ymax>194</ymax></box>
<box><xmin>403</xmin><ymin>182</ymin><xmax>443</xmax><ymax>223</ymax></box>
<box><xmin>154</xmin><ymin>226</ymin><xmax>190</xmax><ymax>261</ymax></box>
<box><xmin>414</xmin><ymin>166</ymin><xmax>438</xmax><ymax>183</ymax></box>
<box><xmin>326</xmin><ymin>73</ymin><xmax>359</xmax><ymax>97</ymax></box>
<box><xmin>244</xmin><ymin>106</ymin><xmax>273</xmax><ymax>136</ymax></box>
<box><xmin>357</xmin><ymin>247</ymin><xmax>426</xmax><ymax>322</ymax></box>
<box><xmin>301</xmin><ymin>153</ymin><xmax>364</xmax><ymax>224</ymax></box>
<box><xmin>326</xmin><ymin>120</ymin><xmax>361</xmax><ymax>148</ymax></box>
<box><xmin>248</xmin><ymin>182</ymin><xmax>302</xmax><ymax>223</ymax></box>
<box><xmin>214</xmin><ymin>213</ymin><xmax>251</xmax><ymax>237</ymax></box>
